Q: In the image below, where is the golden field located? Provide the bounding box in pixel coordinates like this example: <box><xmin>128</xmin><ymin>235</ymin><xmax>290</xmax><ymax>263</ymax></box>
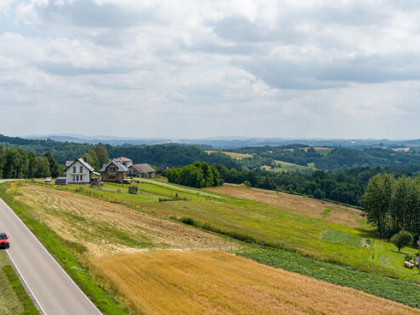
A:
<box><xmin>90</xmin><ymin>250</ymin><xmax>419</xmax><ymax>315</ymax></box>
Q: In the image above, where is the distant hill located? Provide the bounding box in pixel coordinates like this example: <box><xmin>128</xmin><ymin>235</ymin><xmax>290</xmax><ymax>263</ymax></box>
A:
<box><xmin>23</xmin><ymin>134</ymin><xmax>420</xmax><ymax>149</ymax></box>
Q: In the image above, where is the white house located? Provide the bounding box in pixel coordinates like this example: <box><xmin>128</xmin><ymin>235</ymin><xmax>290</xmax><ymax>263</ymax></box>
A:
<box><xmin>65</xmin><ymin>158</ymin><xmax>99</xmax><ymax>184</ymax></box>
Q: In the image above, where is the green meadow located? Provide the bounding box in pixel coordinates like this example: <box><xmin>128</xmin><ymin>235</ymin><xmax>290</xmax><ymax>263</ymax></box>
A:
<box><xmin>36</xmin><ymin>178</ymin><xmax>420</xmax><ymax>284</ymax></box>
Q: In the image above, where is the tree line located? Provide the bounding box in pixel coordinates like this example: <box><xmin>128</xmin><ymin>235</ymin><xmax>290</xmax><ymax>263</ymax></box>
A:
<box><xmin>0</xmin><ymin>144</ymin><xmax>62</xmax><ymax>179</ymax></box>
<box><xmin>166</xmin><ymin>162</ymin><xmax>222</xmax><ymax>188</ymax></box>
<box><xmin>362</xmin><ymin>174</ymin><xmax>420</xmax><ymax>240</ymax></box>
<box><xmin>212</xmin><ymin>164</ymin><xmax>409</xmax><ymax>206</ymax></box>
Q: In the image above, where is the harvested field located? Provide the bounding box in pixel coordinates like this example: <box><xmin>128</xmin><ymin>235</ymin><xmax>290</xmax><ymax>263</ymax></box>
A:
<box><xmin>15</xmin><ymin>185</ymin><xmax>238</xmax><ymax>256</ymax></box>
<box><xmin>90</xmin><ymin>250</ymin><xmax>420</xmax><ymax>315</ymax></box>
<box><xmin>205</xmin><ymin>184</ymin><xmax>364</xmax><ymax>228</ymax></box>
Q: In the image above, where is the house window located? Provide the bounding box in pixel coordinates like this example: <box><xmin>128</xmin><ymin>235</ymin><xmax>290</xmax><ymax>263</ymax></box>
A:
<box><xmin>73</xmin><ymin>175</ymin><xmax>75</xmax><ymax>181</ymax></box>
<box><xmin>76</xmin><ymin>175</ymin><xmax>79</xmax><ymax>181</ymax></box>
<box><xmin>80</xmin><ymin>166</ymin><xmax>83</xmax><ymax>173</ymax></box>
<box><xmin>109</xmin><ymin>166</ymin><xmax>116</xmax><ymax>173</ymax></box>
<box><xmin>80</xmin><ymin>175</ymin><xmax>83</xmax><ymax>182</ymax></box>
<box><xmin>73</xmin><ymin>167</ymin><xmax>76</xmax><ymax>173</ymax></box>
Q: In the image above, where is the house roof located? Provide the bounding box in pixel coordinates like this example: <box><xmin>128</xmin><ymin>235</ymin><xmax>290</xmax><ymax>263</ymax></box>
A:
<box><xmin>99</xmin><ymin>159</ymin><xmax>129</xmax><ymax>173</ymax></box>
<box><xmin>130</xmin><ymin>163</ymin><xmax>155</xmax><ymax>174</ymax></box>
<box><xmin>116</xmin><ymin>157</ymin><xmax>132</xmax><ymax>162</ymax></box>
<box><xmin>65</xmin><ymin>158</ymin><xmax>95</xmax><ymax>173</ymax></box>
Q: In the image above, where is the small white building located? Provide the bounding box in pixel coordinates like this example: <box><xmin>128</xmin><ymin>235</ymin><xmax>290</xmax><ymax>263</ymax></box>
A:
<box><xmin>65</xmin><ymin>158</ymin><xmax>99</xmax><ymax>184</ymax></box>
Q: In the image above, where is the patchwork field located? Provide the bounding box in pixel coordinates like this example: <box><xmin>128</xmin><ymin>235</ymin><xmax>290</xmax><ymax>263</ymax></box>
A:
<box><xmin>2</xmin><ymin>181</ymin><xmax>420</xmax><ymax>313</ymax></box>
<box><xmin>205</xmin><ymin>183</ymin><xmax>363</xmax><ymax>228</ymax></box>
<box><xmin>90</xmin><ymin>250</ymin><xmax>418</xmax><ymax>315</ymax></box>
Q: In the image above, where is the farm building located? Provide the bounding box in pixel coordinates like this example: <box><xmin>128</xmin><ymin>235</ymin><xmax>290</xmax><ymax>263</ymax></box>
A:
<box><xmin>65</xmin><ymin>158</ymin><xmax>99</xmax><ymax>184</ymax></box>
<box><xmin>100</xmin><ymin>159</ymin><xmax>129</xmax><ymax>182</ymax></box>
<box><xmin>127</xmin><ymin>163</ymin><xmax>156</xmax><ymax>178</ymax></box>
<box><xmin>116</xmin><ymin>157</ymin><xmax>133</xmax><ymax>168</ymax></box>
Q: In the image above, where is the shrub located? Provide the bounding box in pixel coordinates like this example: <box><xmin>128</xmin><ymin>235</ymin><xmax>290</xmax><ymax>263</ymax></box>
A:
<box><xmin>390</xmin><ymin>230</ymin><xmax>413</xmax><ymax>252</ymax></box>
<box><xmin>180</xmin><ymin>217</ymin><xmax>196</xmax><ymax>226</ymax></box>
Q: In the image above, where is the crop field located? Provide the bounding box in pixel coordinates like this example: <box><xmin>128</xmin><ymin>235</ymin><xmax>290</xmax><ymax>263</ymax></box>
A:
<box><xmin>36</xmin><ymin>180</ymin><xmax>419</xmax><ymax>282</ymax></box>
<box><xmin>89</xmin><ymin>250</ymin><xmax>419</xmax><ymax>315</ymax></box>
<box><xmin>205</xmin><ymin>184</ymin><xmax>363</xmax><ymax>228</ymax></box>
<box><xmin>13</xmin><ymin>184</ymin><xmax>238</xmax><ymax>256</ymax></box>
<box><xmin>239</xmin><ymin>249</ymin><xmax>420</xmax><ymax>309</ymax></box>
<box><xmin>205</xmin><ymin>150</ymin><xmax>253</xmax><ymax>160</ymax></box>
<box><xmin>261</xmin><ymin>159</ymin><xmax>311</xmax><ymax>173</ymax></box>
<box><xmin>5</xmin><ymin>180</ymin><xmax>420</xmax><ymax>312</ymax></box>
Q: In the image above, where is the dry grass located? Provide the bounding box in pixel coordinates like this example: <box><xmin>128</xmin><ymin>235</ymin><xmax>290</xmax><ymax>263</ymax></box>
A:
<box><xmin>205</xmin><ymin>184</ymin><xmax>364</xmax><ymax>228</ymax></box>
<box><xmin>90</xmin><ymin>250</ymin><xmax>419</xmax><ymax>315</ymax></box>
<box><xmin>15</xmin><ymin>185</ymin><xmax>238</xmax><ymax>256</ymax></box>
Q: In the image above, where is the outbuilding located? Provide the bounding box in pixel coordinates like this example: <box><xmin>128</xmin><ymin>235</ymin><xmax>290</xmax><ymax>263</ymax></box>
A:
<box><xmin>127</xmin><ymin>163</ymin><xmax>156</xmax><ymax>178</ymax></box>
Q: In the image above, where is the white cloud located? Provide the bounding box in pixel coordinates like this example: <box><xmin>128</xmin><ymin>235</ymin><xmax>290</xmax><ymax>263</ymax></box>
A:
<box><xmin>1</xmin><ymin>0</ymin><xmax>420</xmax><ymax>138</ymax></box>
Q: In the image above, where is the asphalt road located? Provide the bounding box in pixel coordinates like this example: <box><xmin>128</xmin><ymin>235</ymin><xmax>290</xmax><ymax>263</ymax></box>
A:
<box><xmin>0</xmin><ymin>180</ymin><xmax>102</xmax><ymax>315</ymax></box>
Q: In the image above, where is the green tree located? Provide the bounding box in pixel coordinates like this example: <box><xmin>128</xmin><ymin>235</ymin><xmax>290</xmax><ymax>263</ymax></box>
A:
<box><xmin>390</xmin><ymin>230</ymin><xmax>414</xmax><ymax>252</ymax></box>
<box><xmin>91</xmin><ymin>145</ymin><xmax>109</xmax><ymax>167</ymax></box>
<box><xmin>44</xmin><ymin>152</ymin><xmax>61</xmax><ymax>178</ymax></box>
<box><xmin>362</xmin><ymin>174</ymin><xmax>394</xmax><ymax>237</ymax></box>
<box><xmin>36</xmin><ymin>157</ymin><xmax>51</xmax><ymax>178</ymax></box>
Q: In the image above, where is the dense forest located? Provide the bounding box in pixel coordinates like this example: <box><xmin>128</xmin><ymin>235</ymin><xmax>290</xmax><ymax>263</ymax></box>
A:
<box><xmin>0</xmin><ymin>134</ymin><xmax>237</xmax><ymax>168</ymax></box>
<box><xmin>232</xmin><ymin>145</ymin><xmax>420</xmax><ymax>172</ymax></box>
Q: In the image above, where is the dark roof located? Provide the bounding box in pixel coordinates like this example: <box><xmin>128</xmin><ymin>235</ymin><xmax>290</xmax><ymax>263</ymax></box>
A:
<box><xmin>65</xmin><ymin>158</ymin><xmax>95</xmax><ymax>173</ymax></box>
<box><xmin>99</xmin><ymin>160</ymin><xmax>129</xmax><ymax>173</ymax></box>
<box><xmin>130</xmin><ymin>163</ymin><xmax>155</xmax><ymax>174</ymax></box>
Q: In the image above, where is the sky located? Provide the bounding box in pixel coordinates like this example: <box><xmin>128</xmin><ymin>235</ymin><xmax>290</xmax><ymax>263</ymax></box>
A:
<box><xmin>1</xmin><ymin>0</ymin><xmax>420</xmax><ymax>139</ymax></box>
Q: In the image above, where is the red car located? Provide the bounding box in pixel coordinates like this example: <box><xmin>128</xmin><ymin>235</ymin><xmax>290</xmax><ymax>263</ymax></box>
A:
<box><xmin>0</xmin><ymin>233</ymin><xmax>9</xmax><ymax>249</ymax></box>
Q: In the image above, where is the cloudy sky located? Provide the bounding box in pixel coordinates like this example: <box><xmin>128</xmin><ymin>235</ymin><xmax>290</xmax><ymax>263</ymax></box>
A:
<box><xmin>1</xmin><ymin>0</ymin><xmax>420</xmax><ymax>139</ymax></box>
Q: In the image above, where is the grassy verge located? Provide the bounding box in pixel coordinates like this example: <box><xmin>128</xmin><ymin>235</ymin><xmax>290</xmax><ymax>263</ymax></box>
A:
<box><xmin>0</xmin><ymin>251</ymin><xmax>39</xmax><ymax>315</ymax></box>
<box><xmin>0</xmin><ymin>183</ymin><xmax>127</xmax><ymax>315</ymax></box>
<box><xmin>2</xmin><ymin>264</ymin><xmax>39</xmax><ymax>315</ymax></box>
<box><xmin>238</xmin><ymin>248</ymin><xmax>420</xmax><ymax>309</ymax></box>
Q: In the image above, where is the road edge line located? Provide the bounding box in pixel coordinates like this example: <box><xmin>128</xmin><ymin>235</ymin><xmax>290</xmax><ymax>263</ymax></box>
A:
<box><xmin>5</xmin><ymin>249</ymin><xmax>47</xmax><ymax>315</ymax></box>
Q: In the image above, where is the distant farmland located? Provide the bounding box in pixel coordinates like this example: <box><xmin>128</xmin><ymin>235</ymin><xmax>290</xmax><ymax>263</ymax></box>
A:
<box><xmin>205</xmin><ymin>150</ymin><xmax>253</xmax><ymax>160</ymax></box>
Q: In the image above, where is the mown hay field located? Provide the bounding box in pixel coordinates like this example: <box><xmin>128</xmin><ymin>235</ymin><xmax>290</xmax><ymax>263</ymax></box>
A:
<box><xmin>90</xmin><ymin>250</ymin><xmax>419</xmax><ymax>315</ymax></box>
<box><xmin>205</xmin><ymin>183</ymin><xmax>363</xmax><ymax>228</ymax></box>
<box><xmin>14</xmin><ymin>184</ymin><xmax>238</xmax><ymax>256</ymax></box>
